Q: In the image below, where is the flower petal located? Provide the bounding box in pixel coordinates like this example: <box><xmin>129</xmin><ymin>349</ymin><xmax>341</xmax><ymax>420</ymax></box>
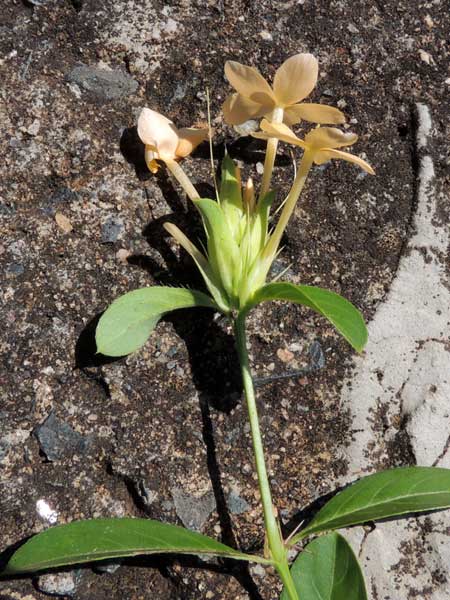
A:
<box><xmin>225</xmin><ymin>61</ymin><xmax>276</xmax><ymax>103</ymax></box>
<box><xmin>315</xmin><ymin>148</ymin><xmax>375</xmax><ymax>174</ymax></box>
<box><xmin>144</xmin><ymin>147</ymin><xmax>160</xmax><ymax>173</ymax></box>
<box><xmin>257</xmin><ymin>119</ymin><xmax>307</xmax><ymax>148</ymax></box>
<box><xmin>222</xmin><ymin>93</ymin><xmax>270</xmax><ymax>125</ymax></box>
<box><xmin>176</xmin><ymin>127</ymin><xmax>209</xmax><ymax>157</ymax></box>
<box><xmin>137</xmin><ymin>108</ymin><xmax>179</xmax><ymax>159</ymax></box>
<box><xmin>284</xmin><ymin>103</ymin><xmax>346</xmax><ymax>126</ymax></box>
<box><xmin>273</xmin><ymin>53</ymin><xmax>318</xmax><ymax>106</ymax></box>
<box><xmin>305</xmin><ymin>127</ymin><xmax>358</xmax><ymax>150</ymax></box>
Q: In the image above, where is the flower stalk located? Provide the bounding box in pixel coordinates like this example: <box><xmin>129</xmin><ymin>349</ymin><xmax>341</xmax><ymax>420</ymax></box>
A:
<box><xmin>165</xmin><ymin>158</ymin><xmax>200</xmax><ymax>202</ymax></box>
<box><xmin>259</xmin><ymin>106</ymin><xmax>284</xmax><ymax>201</ymax></box>
<box><xmin>262</xmin><ymin>151</ymin><xmax>314</xmax><ymax>264</ymax></box>
<box><xmin>234</xmin><ymin>313</ymin><xmax>299</xmax><ymax>600</ymax></box>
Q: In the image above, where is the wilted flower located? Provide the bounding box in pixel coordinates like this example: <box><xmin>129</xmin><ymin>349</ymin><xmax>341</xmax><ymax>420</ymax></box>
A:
<box><xmin>248</xmin><ymin>120</ymin><xmax>374</xmax><ymax>289</ymax></box>
<box><xmin>254</xmin><ymin>120</ymin><xmax>375</xmax><ymax>173</ymax></box>
<box><xmin>137</xmin><ymin>108</ymin><xmax>208</xmax><ymax>173</ymax></box>
<box><xmin>223</xmin><ymin>54</ymin><xmax>345</xmax><ymax>126</ymax></box>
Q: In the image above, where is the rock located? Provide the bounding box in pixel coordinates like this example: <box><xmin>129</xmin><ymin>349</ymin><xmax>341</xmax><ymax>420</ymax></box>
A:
<box><xmin>48</xmin><ymin>187</ymin><xmax>80</xmax><ymax>206</ymax></box>
<box><xmin>42</xmin><ymin>188</ymin><xmax>80</xmax><ymax>216</ymax></box>
<box><xmin>227</xmin><ymin>490</ymin><xmax>250</xmax><ymax>515</ymax></box>
<box><xmin>25</xmin><ymin>0</ymin><xmax>55</xmax><ymax>5</ymax></box>
<box><xmin>66</xmin><ymin>65</ymin><xmax>138</xmax><ymax>101</ymax></box>
<box><xmin>101</xmin><ymin>216</ymin><xmax>124</xmax><ymax>243</ymax></box>
<box><xmin>94</xmin><ymin>560</ymin><xmax>122</xmax><ymax>574</ymax></box>
<box><xmin>36</xmin><ymin>571</ymin><xmax>80</xmax><ymax>597</ymax></box>
<box><xmin>0</xmin><ymin>201</ymin><xmax>15</xmax><ymax>215</ymax></box>
<box><xmin>116</xmin><ymin>248</ymin><xmax>131</xmax><ymax>263</ymax></box>
<box><xmin>276</xmin><ymin>348</ymin><xmax>294</xmax><ymax>363</ymax></box>
<box><xmin>171</xmin><ymin>487</ymin><xmax>216</xmax><ymax>531</ymax></box>
<box><xmin>33</xmin><ymin>412</ymin><xmax>90</xmax><ymax>461</ymax></box>
<box><xmin>36</xmin><ymin>498</ymin><xmax>59</xmax><ymax>524</ymax></box>
<box><xmin>25</xmin><ymin>119</ymin><xmax>41</xmax><ymax>136</ymax></box>
<box><xmin>6</xmin><ymin>262</ymin><xmax>24</xmax><ymax>276</ymax></box>
<box><xmin>233</xmin><ymin>119</ymin><xmax>259</xmax><ymax>136</ymax></box>
<box><xmin>309</xmin><ymin>340</ymin><xmax>325</xmax><ymax>370</ymax></box>
<box><xmin>0</xmin><ymin>438</ymin><xmax>9</xmax><ymax>462</ymax></box>
<box><xmin>55</xmin><ymin>212</ymin><xmax>74</xmax><ymax>233</ymax></box>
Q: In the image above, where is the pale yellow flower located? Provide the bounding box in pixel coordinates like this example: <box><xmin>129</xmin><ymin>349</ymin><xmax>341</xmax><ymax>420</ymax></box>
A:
<box><xmin>223</xmin><ymin>54</ymin><xmax>345</xmax><ymax>127</ymax></box>
<box><xmin>137</xmin><ymin>108</ymin><xmax>208</xmax><ymax>173</ymax></box>
<box><xmin>254</xmin><ymin>120</ymin><xmax>375</xmax><ymax>174</ymax></box>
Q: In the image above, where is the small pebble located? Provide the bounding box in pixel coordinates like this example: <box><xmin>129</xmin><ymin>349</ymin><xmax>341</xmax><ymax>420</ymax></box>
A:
<box><xmin>116</xmin><ymin>248</ymin><xmax>131</xmax><ymax>263</ymax></box>
<box><xmin>227</xmin><ymin>490</ymin><xmax>250</xmax><ymax>514</ymax></box>
<box><xmin>33</xmin><ymin>412</ymin><xmax>90</xmax><ymax>461</ymax></box>
<box><xmin>347</xmin><ymin>23</ymin><xmax>359</xmax><ymax>34</ymax></box>
<box><xmin>171</xmin><ymin>487</ymin><xmax>216</xmax><ymax>531</ymax></box>
<box><xmin>418</xmin><ymin>49</ymin><xmax>434</xmax><ymax>65</ymax></box>
<box><xmin>55</xmin><ymin>212</ymin><xmax>73</xmax><ymax>233</ymax></box>
<box><xmin>259</xmin><ymin>30</ymin><xmax>273</xmax><ymax>41</ymax></box>
<box><xmin>7</xmin><ymin>262</ymin><xmax>24</xmax><ymax>275</ymax></box>
<box><xmin>277</xmin><ymin>348</ymin><xmax>294</xmax><ymax>363</ymax></box>
<box><xmin>36</xmin><ymin>571</ymin><xmax>79</xmax><ymax>597</ymax></box>
<box><xmin>234</xmin><ymin>119</ymin><xmax>259</xmax><ymax>136</ymax></box>
<box><xmin>101</xmin><ymin>217</ymin><xmax>124</xmax><ymax>243</ymax></box>
<box><xmin>94</xmin><ymin>560</ymin><xmax>122</xmax><ymax>574</ymax></box>
<box><xmin>27</xmin><ymin>119</ymin><xmax>41</xmax><ymax>136</ymax></box>
<box><xmin>309</xmin><ymin>340</ymin><xmax>325</xmax><ymax>370</ymax></box>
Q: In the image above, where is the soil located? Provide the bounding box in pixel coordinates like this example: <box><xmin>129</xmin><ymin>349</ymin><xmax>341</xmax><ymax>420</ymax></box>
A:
<box><xmin>0</xmin><ymin>1</ymin><xmax>449</xmax><ymax>599</ymax></box>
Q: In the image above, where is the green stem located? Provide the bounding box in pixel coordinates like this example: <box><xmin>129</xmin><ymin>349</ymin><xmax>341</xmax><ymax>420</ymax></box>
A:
<box><xmin>259</xmin><ymin>107</ymin><xmax>284</xmax><ymax>201</ymax></box>
<box><xmin>234</xmin><ymin>314</ymin><xmax>299</xmax><ymax>600</ymax></box>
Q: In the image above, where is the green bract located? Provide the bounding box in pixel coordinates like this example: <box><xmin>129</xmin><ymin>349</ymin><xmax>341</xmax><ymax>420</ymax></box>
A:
<box><xmin>167</xmin><ymin>156</ymin><xmax>277</xmax><ymax>311</ymax></box>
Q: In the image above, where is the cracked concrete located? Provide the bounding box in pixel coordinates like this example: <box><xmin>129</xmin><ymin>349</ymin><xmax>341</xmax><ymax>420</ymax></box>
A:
<box><xmin>339</xmin><ymin>104</ymin><xmax>450</xmax><ymax>599</ymax></box>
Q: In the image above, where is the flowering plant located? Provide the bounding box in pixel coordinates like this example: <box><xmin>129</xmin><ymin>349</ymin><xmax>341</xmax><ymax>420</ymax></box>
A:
<box><xmin>4</xmin><ymin>54</ymin><xmax>450</xmax><ymax>600</ymax></box>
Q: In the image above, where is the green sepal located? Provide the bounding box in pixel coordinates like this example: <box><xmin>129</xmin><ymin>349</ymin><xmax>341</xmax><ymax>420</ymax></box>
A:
<box><xmin>254</xmin><ymin>190</ymin><xmax>275</xmax><ymax>251</ymax></box>
<box><xmin>194</xmin><ymin>198</ymin><xmax>241</xmax><ymax>305</ymax></box>
<box><xmin>219</xmin><ymin>154</ymin><xmax>243</xmax><ymax>239</ymax></box>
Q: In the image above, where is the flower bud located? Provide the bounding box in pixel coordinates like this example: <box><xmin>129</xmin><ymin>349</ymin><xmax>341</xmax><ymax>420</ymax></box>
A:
<box><xmin>243</xmin><ymin>177</ymin><xmax>256</xmax><ymax>213</ymax></box>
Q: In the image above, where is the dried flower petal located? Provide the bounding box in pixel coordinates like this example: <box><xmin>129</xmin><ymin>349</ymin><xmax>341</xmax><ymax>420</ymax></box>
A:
<box><xmin>272</xmin><ymin>53</ymin><xmax>318</xmax><ymax>107</ymax></box>
<box><xmin>284</xmin><ymin>103</ymin><xmax>345</xmax><ymax>126</ymax></box>
<box><xmin>176</xmin><ymin>127</ymin><xmax>209</xmax><ymax>157</ymax></box>
<box><xmin>225</xmin><ymin>61</ymin><xmax>275</xmax><ymax>102</ymax></box>
<box><xmin>223</xmin><ymin>93</ymin><xmax>271</xmax><ymax>125</ymax></box>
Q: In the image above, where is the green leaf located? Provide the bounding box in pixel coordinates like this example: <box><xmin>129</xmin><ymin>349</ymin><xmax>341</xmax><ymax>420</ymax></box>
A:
<box><xmin>247</xmin><ymin>282</ymin><xmax>367</xmax><ymax>352</ymax></box>
<box><xmin>290</xmin><ymin>467</ymin><xmax>450</xmax><ymax>545</ymax></box>
<box><xmin>96</xmin><ymin>287</ymin><xmax>217</xmax><ymax>357</ymax></box>
<box><xmin>281</xmin><ymin>533</ymin><xmax>367</xmax><ymax>600</ymax></box>
<box><xmin>2</xmin><ymin>518</ymin><xmax>270</xmax><ymax>575</ymax></box>
<box><xmin>194</xmin><ymin>198</ymin><xmax>241</xmax><ymax>302</ymax></box>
